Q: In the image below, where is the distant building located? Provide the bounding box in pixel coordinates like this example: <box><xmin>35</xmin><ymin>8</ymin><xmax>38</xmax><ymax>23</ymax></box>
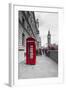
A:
<box><xmin>35</xmin><ymin>18</ymin><xmax>41</xmax><ymax>49</ymax></box>
<box><xmin>47</xmin><ymin>30</ymin><xmax>51</xmax><ymax>47</ymax></box>
<box><xmin>18</xmin><ymin>11</ymin><xmax>41</xmax><ymax>63</ymax></box>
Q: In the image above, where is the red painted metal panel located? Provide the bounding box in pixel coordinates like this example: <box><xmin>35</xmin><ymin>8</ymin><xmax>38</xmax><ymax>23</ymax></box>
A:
<box><xmin>26</xmin><ymin>37</ymin><xmax>36</xmax><ymax>65</ymax></box>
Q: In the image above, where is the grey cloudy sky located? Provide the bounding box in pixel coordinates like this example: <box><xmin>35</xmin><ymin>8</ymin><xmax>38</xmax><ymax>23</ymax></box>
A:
<box><xmin>35</xmin><ymin>12</ymin><xmax>58</xmax><ymax>47</ymax></box>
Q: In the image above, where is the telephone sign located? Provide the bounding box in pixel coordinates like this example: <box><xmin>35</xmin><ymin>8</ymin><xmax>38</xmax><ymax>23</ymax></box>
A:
<box><xmin>26</xmin><ymin>37</ymin><xmax>36</xmax><ymax>65</ymax></box>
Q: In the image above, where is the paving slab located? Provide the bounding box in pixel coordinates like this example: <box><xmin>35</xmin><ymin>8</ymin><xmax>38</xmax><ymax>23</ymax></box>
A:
<box><xmin>18</xmin><ymin>55</ymin><xmax>58</xmax><ymax>79</ymax></box>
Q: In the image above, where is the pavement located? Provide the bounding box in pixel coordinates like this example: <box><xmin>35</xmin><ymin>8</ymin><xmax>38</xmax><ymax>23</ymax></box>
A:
<box><xmin>18</xmin><ymin>55</ymin><xmax>58</xmax><ymax>79</ymax></box>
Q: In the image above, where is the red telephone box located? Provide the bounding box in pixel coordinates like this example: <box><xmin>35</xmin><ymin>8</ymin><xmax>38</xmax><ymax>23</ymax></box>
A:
<box><xmin>26</xmin><ymin>37</ymin><xmax>36</xmax><ymax>65</ymax></box>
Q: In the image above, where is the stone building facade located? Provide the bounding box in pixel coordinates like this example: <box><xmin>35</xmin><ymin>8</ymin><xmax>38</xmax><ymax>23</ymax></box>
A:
<box><xmin>18</xmin><ymin>11</ymin><xmax>41</xmax><ymax>63</ymax></box>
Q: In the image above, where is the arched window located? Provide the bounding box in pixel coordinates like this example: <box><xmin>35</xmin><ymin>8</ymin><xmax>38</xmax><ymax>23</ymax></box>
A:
<box><xmin>22</xmin><ymin>17</ymin><xmax>25</xmax><ymax>25</ymax></box>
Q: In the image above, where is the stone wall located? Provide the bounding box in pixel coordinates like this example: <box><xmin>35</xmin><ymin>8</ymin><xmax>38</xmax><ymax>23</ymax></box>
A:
<box><xmin>49</xmin><ymin>50</ymin><xmax>58</xmax><ymax>63</ymax></box>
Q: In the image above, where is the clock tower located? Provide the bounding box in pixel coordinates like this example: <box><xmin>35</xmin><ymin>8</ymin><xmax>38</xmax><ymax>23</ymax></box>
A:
<box><xmin>47</xmin><ymin>30</ymin><xmax>51</xmax><ymax>47</ymax></box>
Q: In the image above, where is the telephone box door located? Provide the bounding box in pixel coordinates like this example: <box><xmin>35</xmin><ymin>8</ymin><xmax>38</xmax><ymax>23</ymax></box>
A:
<box><xmin>26</xmin><ymin>37</ymin><xmax>36</xmax><ymax>65</ymax></box>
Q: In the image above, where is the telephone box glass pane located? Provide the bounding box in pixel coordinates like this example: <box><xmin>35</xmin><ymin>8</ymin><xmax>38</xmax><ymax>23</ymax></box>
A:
<box><xmin>30</xmin><ymin>45</ymin><xmax>33</xmax><ymax>59</ymax></box>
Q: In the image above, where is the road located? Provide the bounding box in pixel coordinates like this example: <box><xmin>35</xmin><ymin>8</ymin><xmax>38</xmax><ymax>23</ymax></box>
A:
<box><xmin>18</xmin><ymin>55</ymin><xmax>58</xmax><ymax>79</ymax></box>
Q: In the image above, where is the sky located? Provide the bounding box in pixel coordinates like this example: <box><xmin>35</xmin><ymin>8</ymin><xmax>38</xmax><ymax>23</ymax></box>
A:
<box><xmin>35</xmin><ymin>12</ymin><xmax>58</xmax><ymax>47</ymax></box>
